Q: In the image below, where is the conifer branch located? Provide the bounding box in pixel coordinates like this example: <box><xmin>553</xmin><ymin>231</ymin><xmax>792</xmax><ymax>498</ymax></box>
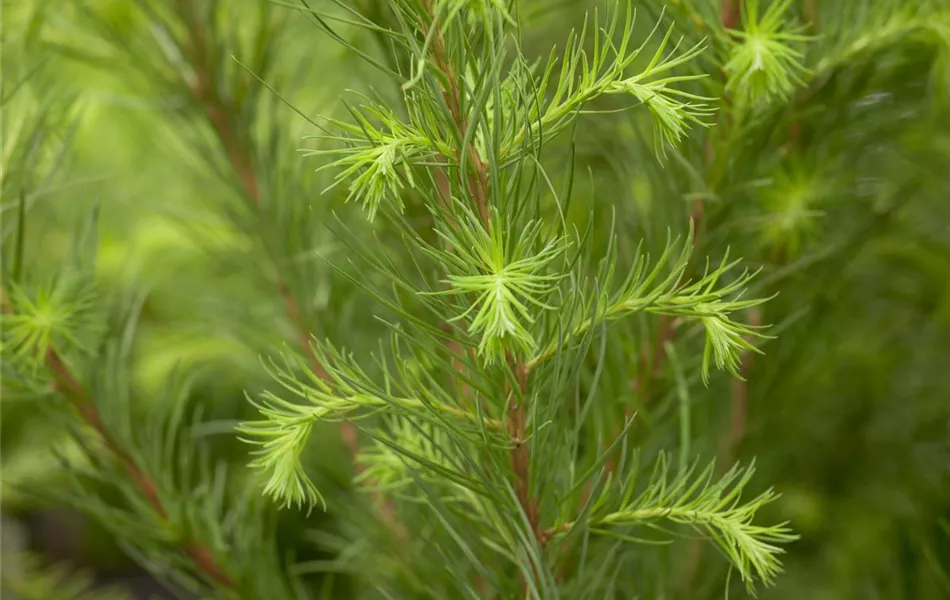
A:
<box><xmin>235</xmin><ymin>2</ymin><xmax>793</xmax><ymax>592</ymax></box>
<box><xmin>634</xmin><ymin>189</ymin><xmax>705</xmax><ymax>409</ymax></box>
<box><xmin>415</xmin><ymin>1</ymin><xmax>549</xmax><ymax>574</ymax></box>
<box><xmin>604</xmin><ymin>1</ymin><xmax>745</xmax><ymax>516</ymax></box>
<box><xmin>0</xmin><ymin>289</ymin><xmax>239</xmax><ymax>593</ymax></box>
<box><xmin>415</xmin><ymin>3</ymin><xmax>549</xmax><ymax>583</ymax></box>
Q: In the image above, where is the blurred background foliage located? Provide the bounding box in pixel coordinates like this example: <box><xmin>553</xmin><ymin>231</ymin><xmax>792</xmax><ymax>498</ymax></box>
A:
<box><xmin>2</xmin><ymin>0</ymin><xmax>949</xmax><ymax>598</ymax></box>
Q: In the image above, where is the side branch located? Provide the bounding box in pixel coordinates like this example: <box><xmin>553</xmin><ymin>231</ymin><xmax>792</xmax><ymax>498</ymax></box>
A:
<box><xmin>0</xmin><ymin>290</ymin><xmax>238</xmax><ymax>592</ymax></box>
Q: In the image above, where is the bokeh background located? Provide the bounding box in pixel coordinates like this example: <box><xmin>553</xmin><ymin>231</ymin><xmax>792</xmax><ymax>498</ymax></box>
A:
<box><xmin>3</xmin><ymin>0</ymin><xmax>949</xmax><ymax>598</ymax></box>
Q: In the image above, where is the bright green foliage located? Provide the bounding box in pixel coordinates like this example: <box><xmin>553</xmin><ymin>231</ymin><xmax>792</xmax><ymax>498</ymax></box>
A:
<box><xmin>3</xmin><ymin>0</ymin><xmax>950</xmax><ymax>599</ymax></box>
<box><xmin>561</xmin><ymin>456</ymin><xmax>795</xmax><ymax>592</ymax></box>
<box><xmin>441</xmin><ymin>0</ymin><xmax>516</xmax><ymax>27</ymax></box>
<box><xmin>239</xmin><ymin>398</ymin><xmax>325</xmax><ymax>512</ymax></box>
<box><xmin>604</xmin><ymin>24</ymin><xmax>716</xmax><ymax>154</ymax></box>
<box><xmin>355</xmin><ymin>416</ymin><xmax>458</xmax><ymax>496</ymax></box>
<box><xmin>724</xmin><ymin>0</ymin><xmax>810</xmax><ymax>108</ymax></box>
<box><xmin>303</xmin><ymin>105</ymin><xmax>436</xmax><ymax>221</ymax></box>
<box><xmin>232</xmin><ymin>1</ymin><xmax>788</xmax><ymax>593</ymax></box>
<box><xmin>494</xmin><ymin>8</ymin><xmax>715</xmax><ymax>159</ymax></box>
<box><xmin>1</xmin><ymin>279</ymin><xmax>99</xmax><ymax>370</ymax></box>
<box><xmin>430</xmin><ymin>219</ymin><xmax>567</xmax><ymax>363</ymax></box>
<box><xmin>531</xmin><ymin>229</ymin><xmax>769</xmax><ymax>383</ymax></box>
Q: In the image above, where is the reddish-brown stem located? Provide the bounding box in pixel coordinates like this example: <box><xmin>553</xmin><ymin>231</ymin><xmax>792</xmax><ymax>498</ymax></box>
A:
<box><xmin>722</xmin><ymin>0</ymin><xmax>742</xmax><ymax>31</ymax></box>
<box><xmin>719</xmin><ymin>298</ymin><xmax>762</xmax><ymax>467</ymax></box>
<box><xmin>418</xmin><ymin>6</ymin><xmax>547</xmax><ymax>586</ymax></box>
<box><xmin>510</xmin><ymin>362</ymin><xmax>542</xmax><ymax>543</ymax></box>
<box><xmin>506</xmin><ymin>358</ymin><xmax>548</xmax><ymax>597</ymax></box>
<box><xmin>420</xmin><ymin>0</ymin><xmax>492</xmax><ymax>228</ymax></box>
<box><xmin>803</xmin><ymin>0</ymin><xmax>820</xmax><ymax>34</ymax></box>
<box><xmin>416</xmin><ymin>6</ymin><xmax>493</xmax><ymax>385</ymax></box>
<box><xmin>189</xmin><ymin>71</ymin><xmax>260</xmax><ymax>204</ymax></box>
<box><xmin>1</xmin><ymin>290</ymin><xmax>238</xmax><ymax>591</ymax></box>
<box><xmin>67</xmin><ymin>363</ymin><xmax>236</xmax><ymax>589</ymax></box>
<box><xmin>621</xmin><ymin>194</ymin><xmax>702</xmax><ymax>432</ymax></box>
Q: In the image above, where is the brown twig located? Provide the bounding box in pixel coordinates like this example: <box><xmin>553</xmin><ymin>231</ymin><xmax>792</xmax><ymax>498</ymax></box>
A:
<box><xmin>420</xmin><ymin>0</ymin><xmax>492</xmax><ymax>229</ymax></box>
<box><xmin>803</xmin><ymin>0</ymin><xmax>820</xmax><ymax>35</ymax></box>
<box><xmin>0</xmin><ymin>290</ymin><xmax>238</xmax><ymax>592</ymax></box>
<box><xmin>506</xmin><ymin>357</ymin><xmax>548</xmax><ymax>597</ymax></box>
<box><xmin>510</xmin><ymin>361</ymin><xmax>543</xmax><ymax>543</ymax></box>
<box><xmin>719</xmin><ymin>308</ymin><xmax>761</xmax><ymax>467</ymax></box>
<box><xmin>722</xmin><ymin>0</ymin><xmax>743</xmax><ymax>31</ymax></box>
